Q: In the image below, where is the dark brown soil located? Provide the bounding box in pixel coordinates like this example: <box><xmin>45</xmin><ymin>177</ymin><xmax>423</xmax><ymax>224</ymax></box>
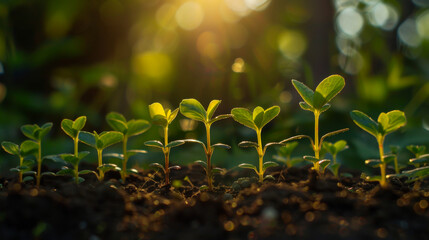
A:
<box><xmin>1</xmin><ymin>164</ymin><xmax>429</xmax><ymax>240</ymax></box>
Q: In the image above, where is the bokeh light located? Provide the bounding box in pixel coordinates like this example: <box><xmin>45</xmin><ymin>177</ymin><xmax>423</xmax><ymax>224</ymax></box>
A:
<box><xmin>367</xmin><ymin>2</ymin><xmax>399</xmax><ymax>30</ymax></box>
<box><xmin>336</xmin><ymin>7</ymin><xmax>364</xmax><ymax>37</ymax></box>
<box><xmin>132</xmin><ymin>51</ymin><xmax>172</xmax><ymax>81</ymax></box>
<box><xmin>417</xmin><ymin>10</ymin><xmax>429</xmax><ymax>40</ymax></box>
<box><xmin>175</xmin><ymin>1</ymin><xmax>204</xmax><ymax>31</ymax></box>
<box><xmin>398</xmin><ymin>18</ymin><xmax>422</xmax><ymax>47</ymax></box>
<box><xmin>278</xmin><ymin>30</ymin><xmax>307</xmax><ymax>60</ymax></box>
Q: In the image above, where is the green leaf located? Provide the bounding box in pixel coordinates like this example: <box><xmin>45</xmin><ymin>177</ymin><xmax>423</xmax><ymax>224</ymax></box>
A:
<box><xmin>2</xmin><ymin>141</ymin><xmax>20</xmax><ymax>156</ymax></box>
<box><xmin>61</xmin><ymin>119</ymin><xmax>77</xmax><ymax>139</ymax></box>
<box><xmin>73</xmin><ymin>116</ymin><xmax>87</xmax><ymax>131</ymax></box>
<box><xmin>384</xmin><ymin>154</ymin><xmax>395</xmax><ymax>164</ymax></box>
<box><xmin>365</xmin><ymin>175</ymin><xmax>382</xmax><ymax>182</ymax></box>
<box><xmin>20</xmin><ymin>140</ymin><xmax>39</xmax><ymax>156</ymax></box>
<box><xmin>334</xmin><ymin>140</ymin><xmax>348</xmax><ymax>152</ymax></box>
<box><xmin>78</xmin><ymin>151</ymin><xmax>90</xmax><ymax>160</ymax></box>
<box><xmin>169</xmin><ymin>165</ymin><xmax>181</xmax><ymax>170</ymax></box>
<box><xmin>231</xmin><ymin>108</ymin><xmax>256</xmax><ymax>130</ymax></box>
<box><xmin>350</xmin><ymin>110</ymin><xmax>379</xmax><ymax>137</ymax></box>
<box><xmin>38</xmin><ymin>123</ymin><xmax>53</xmax><ymax>140</ymax></box>
<box><xmin>260</xmin><ymin>106</ymin><xmax>280</xmax><ymax>129</ymax></box>
<box><xmin>329</xmin><ymin>163</ymin><xmax>340</xmax><ymax>176</ymax></box>
<box><xmin>78</xmin><ymin>170</ymin><xmax>95</xmax><ymax>175</ymax></box>
<box><xmin>195</xmin><ymin>160</ymin><xmax>207</xmax><ymax>169</ymax></box>
<box><xmin>127</xmin><ymin>150</ymin><xmax>147</xmax><ymax>157</ymax></box>
<box><xmin>320</xmin><ymin>104</ymin><xmax>331</xmax><ymax>113</ymax></box>
<box><xmin>263</xmin><ymin>161</ymin><xmax>278</xmax><ymax>172</ymax></box>
<box><xmin>144</xmin><ymin>140</ymin><xmax>164</xmax><ymax>149</ymax></box>
<box><xmin>211</xmin><ymin>143</ymin><xmax>231</xmax><ymax>150</ymax></box>
<box><xmin>313</xmin><ymin>75</ymin><xmax>345</xmax><ymax>109</ymax></box>
<box><xmin>167</xmin><ymin>108</ymin><xmax>179</xmax><ymax>124</ymax></box>
<box><xmin>410</xmin><ymin>154</ymin><xmax>429</xmax><ymax>165</ymax></box>
<box><xmin>183</xmin><ymin>139</ymin><xmax>206</xmax><ymax>151</ymax></box>
<box><xmin>149</xmin><ymin>102</ymin><xmax>168</xmax><ymax>126</ymax></box>
<box><xmin>78</xmin><ymin>131</ymin><xmax>96</xmax><ymax>148</ymax></box>
<box><xmin>278</xmin><ymin>141</ymin><xmax>299</xmax><ymax>157</ymax></box>
<box><xmin>10</xmin><ymin>168</ymin><xmax>21</xmax><ymax>173</ymax></box>
<box><xmin>99</xmin><ymin>131</ymin><xmax>124</xmax><ymax>149</ymax></box>
<box><xmin>56</xmin><ymin>168</ymin><xmax>75</xmax><ymax>176</ymax></box>
<box><xmin>365</xmin><ymin>159</ymin><xmax>382</xmax><ymax>168</ymax></box>
<box><xmin>23</xmin><ymin>176</ymin><xmax>34</xmax><ymax>182</ymax></box>
<box><xmin>264</xmin><ymin>175</ymin><xmax>275</xmax><ymax>181</ymax></box>
<box><xmin>318</xmin><ymin>159</ymin><xmax>331</xmax><ymax>173</ymax></box>
<box><xmin>21</xmin><ymin>124</ymin><xmax>38</xmax><ymax>141</ymax></box>
<box><xmin>291</xmin><ymin>79</ymin><xmax>315</xmax><ymax>108</ymax></box>
<box><xmin>98</xmin><ymin>163</ymin><xmax>120</xmax><ymax>172</ymax></box>
<box><xmin>166</xmin><ymin>140</ymin><xmax>185</xmax><ymax>148</ymax></box>
<box><xmin>209</xmin><ymin>114</ymin><xmax>231</xmax><ymax>124</ymax></box>
<box><xmin>252</xmin><ymin>106</ymin><xmax>264</xmax><ymax>129</ymax></box>
<box><xmin>60</xmin><ymin>154</ymin><xmax>79</xmax><ymax>166</ymax></box>
<box><xmin>127</xmin><ymin>168</ymin><xmax>139</xmax><ymax>174</ymax></box>
<box><xmin>150</xmin><ymin>163</ymin><xmax>165</xmax><ymax>172</ymax></box>
<box><xmin>207</xmin><ymin>100</ymin><xmax>221</xmax><ymax>121</ymax></box>
<box><xmin>264</xmin><ymin>142</ymin><xmax>284</xmax><ymax>152</ymax></box>
<box><xmin>23</xmin><ymin>159</ymin><xmax>35</xmax><ymax>167</ymax></box>
<box><xmin>23</xmin><ymin>170</ymin><xmax>36</xmax><ymax>176</ymax></box>
<box><xmin>381</xmin><ymin>110</ymin><xmax>406</xmax><ymax>135</ymax></box>
<box><xmin>103</xmin><ymin>153</ymin><xmax>124</xmax><ymax>160</ymax></box>
<box><xmin>180</xmin><ymin>98</ymin><xmax>207</xmax><ymax>122</ymax></box>
<box><xmin>407</xmin><ymin>145</ymin><xmax>426</xmax><ymax>157</ymax></box>
<box><xmin>401</xmin><ymin>166</ymin><xmax>429</xmax><ymax>181</ymax></box>
<box><xmin>211</xmin><ymin>167</ymin><xmax>225</xmax><ymax>174</ymax></box>
<box><xmin>238</xmin><ymin>141</ymin><xmax>259</xmax><ymax>149</ymax></box>
<box><xmin>127</xmin><ymin>119</ymin><xmax>150</xmax><ymax>137</ymax></box>
<box><xmin>299</xmin><ymin>102</ymin><xmax>314</xmax><ymax>112</ymax></box>
<box><xmin>41</xmin><ymin>172</ymin><xmax>55</xmax><ymax>177</ymax></box>
<box><xmin>319</xmin><ymin>128</ymin><xmax>349</xmax><ymax>147</ymax></box>
<box><xmin>106</xmin><ymin>112</ymin><xmax>128</xmax><ymax>133</ymax></box>
<box><xmin>238</xmin><ymin>163</ymin><xmax>258</xmax><ymax>172</ymax></box>
<box><xmin>303</xmin><ymin>155</ymin><xmax>318</xmax><ymax>163</ymax></box>
<box><xmin>44</xmin><ymin>155</ymin><xmax>63</xmax><ymax>163</ymax></box>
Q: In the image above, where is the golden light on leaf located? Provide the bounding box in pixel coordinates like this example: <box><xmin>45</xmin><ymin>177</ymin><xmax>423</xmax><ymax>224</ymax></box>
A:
<box><xmin>175</xmin><ymin>1</ymin><xmax>204</xmax><ymax>31</ymax></box>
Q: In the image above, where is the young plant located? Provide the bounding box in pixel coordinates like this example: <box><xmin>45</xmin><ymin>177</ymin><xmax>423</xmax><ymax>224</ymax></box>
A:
<box><xmin>273</xmin><ymin>141</ymin><xmax>300</xmax><ymax>168</ymax></box>
<box><xmin>145</xmin><ymin>102</ymin><xmax>184</xmax><ymax>185</ymax></box>
<box><xmin>79</xmin><ymin>131</ymin><xmax>124</xmax><ymax>181</ymax></box>
<box><xmin>1</xmin><ymin>140</ymin><xmax>38</xmax><ymax>183</ymax></box>
<box><xmin>180</xmin><ymin>99</ymin><xmax>231</xmax><ymax>190</ymax></box>
<box><xmin>389</xmin><ymin>145</ymin><xmax>401</xmax><ymax>174</ymax></box>
<box><xmin>59</xmin><ymin>116</ymin><xmax>93</xmax><ymax>184</ymax></box>
<box><xmin>407</xmin><ymin>145</ymin><xmax>429</xmax><ymax>167</ymax></box>
<box><xmin>322</xmin><ymin>140</ymin><xmax>348</xmax><ymax>177</ymax></box>
<box><xmin>106</xmin><ymin>112</ymin><xmax>151</xmax><ymax>182</ymax></box>
<box><xmin>291</xmin><ymin>75</ymin><xmax>348</xmax><ymax>173</ymax></box>
<box><xmin>231</xmin><ymin>106</ymin><xmax>298</xmax><ymax>182</ymax></box>
<box><xmin>350</xmin><ymin>110</ymin><xmax>406</xmax><ymax>187</ymax></box>
<box><xmin>21</xmin><ymin>122</ymin><xmax>53</xmax><ymax>188</ymax></box>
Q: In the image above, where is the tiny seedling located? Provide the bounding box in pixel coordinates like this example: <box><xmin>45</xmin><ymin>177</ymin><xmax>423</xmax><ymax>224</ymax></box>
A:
<box><xmin>291</xmin><ymin>75</ymin><xmax>348</xmax><ymax>173</ymax></box>
<box><xmin>2</xmin><ymin>140</ymin><xmax>38</xmax><ymax>183</ymax></box>
<box><xmin>322</xmin><ymin>140</ymin><xmax>348</xmax><ymax>177</ymax></box>
<box><xmin>21</xmin><ymin>122</ymin><xmax>53</xmax><ymax>187</ymax></box>
<box><xmin>180</xmin><ymin>99</ymin><xmax>231</xmax><ymax>190</ymax></box>
<box><xmin>79</xmin><ymin>131</ymin><xmax>124</xmax><ymax>181</ymax></box>
<box><xmin>106</xmin><ymin>112</ymin><xmax>150</xmax><ymax>182</ymax></box>
<box><xmin>389</xmin><ymin>146</ymin><xmax>402</xmax><ymax>174</ymax></box>
<box><xmin>407</xmin><ymin>145</ymin><xmax>426</xmax><ymax>159</ymax></box>
<box><xmin>145</xmin><ymin>102</ymin><xmax>184</xmax><ymax>185</ymax></box>
<box><xmin>350</xmin><ymin>110</ymin><xmax>406</xmax><ymax>187</ymax></box>
<box><xmin>231</xmin><ymin>105</ymin><xmax>299</xmax><ymax>182</ymax></box>
<box><xmin>273</xmin><ymin>141</ymin><xmax>300</xmax><ymax>168</ymax></box>
<box><xmin>59</xmin><ymin>116</ymin><xmax>93</xmax><ymax>184</ymax></box>
<box><xmin>407</xmin><ymin>145</ymin><xmax>429</xmax><ymax>167</ymax></box>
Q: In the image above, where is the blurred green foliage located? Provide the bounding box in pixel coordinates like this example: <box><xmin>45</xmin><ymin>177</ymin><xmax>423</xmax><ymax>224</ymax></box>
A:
<box><xmin>0</xmin><ymin>0</ymin><xmax>428</xmax><ymax>176</ymax></box>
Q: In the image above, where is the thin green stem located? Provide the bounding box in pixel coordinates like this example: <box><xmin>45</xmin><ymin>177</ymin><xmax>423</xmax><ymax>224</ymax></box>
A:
<box><xmin>394</xmin><ymin>155</ymin><xmax>399</xmax><ymax>174</ymax></box>
<box><xmin>257</xmin><ymin>129</ymin><xmax>264</xmax><ymax>183</ymax></box>
<box><xmin>19</xmin><ymin>156</ymin><xmax>23</xmax><ymax>184</ymax></box>
<box><xmin>74</xmin><ymin>137</ymin><xmax>79</xmax><ymax>184</ymax></box>
<box><xmin>97</xmin><ymin>149</ymin><xmax>104</xmax><ymax>181</ymax></box>
<box><xmin>205</xmin><ymin>123</ymin><xmax>213</xmax><ymax>190</ymax></box>
<box><xmin>163</xmin><ymin>126</ymin><xmax>170</xmax><ymax>184</ymax></box>
<box><xmin>121</xmin><ymin>136</ymin><xmax>128</xmax><ymax>182</ymax></box>
<box><xmin>378</xmin><ymin>136</ymin><xmax>387</xmax><ymax>187</ymax></box>
<box><xmin>314</xmin><ymin>111</ymin><xmax>320</xmax><ymax>172</ymax></box>
<box><xmin>36</xmin><ymin>141</ymin><xmax>41</xmax><ymax>188</ymax></box>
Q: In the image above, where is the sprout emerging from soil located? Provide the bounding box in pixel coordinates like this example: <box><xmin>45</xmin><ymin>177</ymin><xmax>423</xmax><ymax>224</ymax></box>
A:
<box><xmin>291</xmin><ymin>75</ymin><xmax>349</xmax><ymax>173</ymax></box>
<box><xmin>79</xmin><ymin>131</ymin><xmax>124</xmax><ymax>181</ymax></box>
<box><xmin>180</xmin><ymin>99</ymin><xmax>231</xmax><ymax>191</ymax></box>
<box><xmin>20</xmin><ymin>122</ymin><xmax>53</xmax><ymax>188</ymax></box>
<box><xmin>273</xmin><ymin>141</ymin><xmax>300</xmax><ymax>168</ymax></box>
<box><xmin>106</xmin><ymin>112</ymin><xmax>150</xmax><ymax>182</ymax></box>
<box><xmin>322</xmin><ymin>140</ymin><xmax>348</xmax><ymax>177</ymax></box>
<box><xmin>145</xmin><ymin>103</ymin><xmax>184</xmax><ymax>185</ymax></box>
<box><xmin>2</xmin><ymin>140</ymin><xmax>38</xmax><ymax>184</ymax></box>
<box><xmin>350</xmin><ymin>110</ymin><xmax>406</xmax><ymax>187</ymax></box>
<box><xmin>231</xmin><ymin>105</ymin><xmax>298</xmax><ymax>182</ymax></box>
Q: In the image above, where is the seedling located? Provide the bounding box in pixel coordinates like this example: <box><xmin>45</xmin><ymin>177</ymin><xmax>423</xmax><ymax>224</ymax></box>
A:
<box><xmin>291</xmin><ymin>75</ymin><xmax>348</xmax><ymax>173</ymax></box>
<box><xmin>322</xmin><ymin>140</ymin><xmax>348</xmax><ymax>177</ymax></box>
<box><xmin>20</xmin><ymin>122</ymin><xmax>53</xmax><ymax>187</ymax></box>
<box><xmin>389</xmin><ymin>146</ymin><xmax>401</xmax><ymax>174</ymax></box>
<box><xmin>79</xmin><ymin>131</ymin><xmax>123</xmax><ymax>181</ymax></box>
<box><xmin>1</xmin><ymin>140</ymin><xmax>38</xmax><ymax>183</ymax></box>
<box><xmin>56</xmin><ymin>152</ymin><xmax>93</xmax><ymax>184</ymax></box>
<box><xmin>180</xmin><ymin>99</ymin><xmax>231</xmax><ymax>190</ymax></box>
<box><xmin>350</xmin><ymin>110</ymin><xmax>406</xmax><ymax>187</ymax></box>
<box><xmin>106</xmin><ymin>112</ymin><xmax>150</xmax><ymax>182</ymax></box>
<box><xmin>231</xmin><ymin>105</ymin><xmax>300</xmax><ymax>182</ymax></box>
<box><xmin>273</xmin><ymin>141</ymin><xmax>300</xmax><ymax>168</ymax></box>
<box><xmin>407</xmin><ymin>145</ymin><xmax>429</xmax><ymax>167</ymax></box>
<box><xmin>145</xmin><ymin>102</ymin><xmax>184</xmax><ymax>185</ymax></box>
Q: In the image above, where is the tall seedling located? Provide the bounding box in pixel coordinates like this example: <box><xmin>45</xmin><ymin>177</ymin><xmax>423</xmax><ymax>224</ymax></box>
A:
<box><xmin>145</xmin><ymin>103</ymin><xmax>184</xmax><ymax>185</ymax></box>
<box><xmin>291</xmin><ymin>75</ymin><xmax>348</xmax><ymax>173</ymax></box>
<box><xmin>350</xmin><ymin>110</ymin><xmax>406</xmax><ymax>187</ymax></box>
<box><xmin>180</xmin><ymin>99</ymin><xmax>231</xmax><ymax>190</ymax></box>
<box><xmin>79</xmin><ymin>131</ymin><xmax>124</xmax><ymax>181</ymax></box>
<box><xmin>2</xmin><ymin>140</ymin><xmax>38</xmax><ymax>183</ymax></box>
<box><xmin>20</xmin><ymin>123</ymin><xmax>53</xmax><ymax>188</ymax></box>
<box><xmin>106</xmin><ymin>112</ymin><xmax>150</xmax><ymax>182</ymax></box>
